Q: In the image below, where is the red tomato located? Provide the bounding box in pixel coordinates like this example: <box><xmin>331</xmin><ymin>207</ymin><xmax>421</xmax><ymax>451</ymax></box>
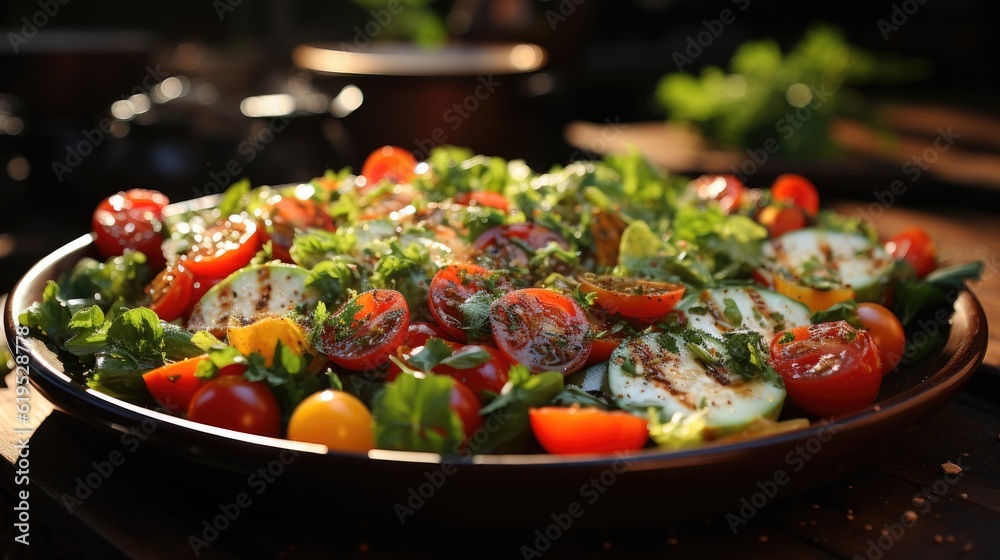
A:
<box><xmin>577</xmin><ymin>274</ymin><xmax>685</xmax><ymax>319</ymax></box>
<box><xmin>451</xmin><ymin>380</ymin><xmax>484</xmax><ymax>440</ymax></box>
<box><xmin>454</xmin><ymin>191</ymin><xmax>509</xmax><ymax>213</ymax></box>
<box><xmin>182</xmin><ymin>214</ymin><xmax>262</xmax><ymax>278</ymax></box>
<box><xmin>490</xmin><ymin>288</ymin><xmax>591</xmax><ymax>375</ymax></box>
<box><xmin>187</xmin><ymin>375</ymin><xmax>281</xmax><ymax>437</ymax></box>
<box><xmin>404</xmin><ymin>322</ymin><xmax>454</xmax><ymax>349</ymax></box>
<box><xmin>471</xmin><ymin>223</ymin><xmax>570</xmax><ymax>269</ymax></box>
<box><xmin>690</xmin><ymin>175</ymin><xmax>745</xmax><ymax>214</ymax></box>
<box><xmin>769</xmin><ymin>321</ymin><xmax>883</xmax><ymax>417</ymax></box>
<box><xmin>885</xmin><ymin>228</ymin><xmax>936</xmax><ymax>278</ymax></box>
<box><xmin>757</xmin><ymin>204</ymin><xmax>807</xmax><ymax>238</ymax></box>
<box><xmin>584</xmin><ymin>309</ymin><xmax>627</xmax><ymax>366</ymax></box>
<box><xmin>360</xmin><ymin>145</ymin><xmax>417</xmax><ymax>187</ymax></box>
<box><xmin>436</xmin><ymin>344</ymin><xmax>511</xmax><ymax>395</ymax></box>
<box><xmin>529</xmin><ymin>406</ymin><xmax>649</xmax><ymax>455</ymax></box>
<box><xmin>428</xmin><ymin>264</ymin><xmax>500</xmax><ymax>341</ymax></box>
<box><xmin>315</xmin><ymin>290</ymin><xmax>410</xmax><ymax>371</ymax></box>
<box><xmin>91</xmin><ymin>189</ymin><xmax>170</xmax><ymax>270</ymax></box>
<box><xmin>857</xmin><ymin>303</ymin><xmax>906</xmax><ymax>373</ymax></box>
<box><xmin>143</xmin><ymin>356</ymin><xmax>244</xmax><ymax>414</ymax></box>
<box><xmin>268</xmin><ymin>197</ymin><xmax>336</xmax><ymax>263</ymax></box>
<box><xmin>771</xmin><ymin>174</ymin><xmax>820</xmax><ymax>217</ymax></box>
<box><xmin>144</xmin><ymin>265</ymin><xmax>194</xmax><ymax>322</ymax></box>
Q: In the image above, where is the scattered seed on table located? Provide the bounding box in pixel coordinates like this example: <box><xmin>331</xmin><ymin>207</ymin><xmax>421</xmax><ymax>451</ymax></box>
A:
<box><xmin>942</xmin><ymin>462</ymin><xmax>963</xmax><ymax>475</ymax></box>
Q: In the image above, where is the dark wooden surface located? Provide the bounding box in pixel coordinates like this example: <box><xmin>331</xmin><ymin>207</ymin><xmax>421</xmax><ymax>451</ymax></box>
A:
<box><xmin>2</xmin><ymin>203</ymin><xmax>999</xmax><ymax>559</ymax></box>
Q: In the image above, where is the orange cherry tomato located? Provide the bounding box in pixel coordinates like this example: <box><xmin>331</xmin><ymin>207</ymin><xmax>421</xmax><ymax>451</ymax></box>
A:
<box><xmin>757</xmin><ymin>204</ymin><xmax>807</xmax><ymax>238</ymax></box>
<box><xmin>772</xmin><ymin>274</ymin><xmax>855</xmax><ymax>313</ymax></box>
<box><xmin>360</xmin><ymin>145</ymin><xmax>417</xmax><ymax>187</ymax></box>
<box><xmin>577</xmin><ymin>273</ymin><xmax>685</xmax><ymax>320</ymax></box>
<box><xmin>529</xmin><ymin>406</ymin><xmax>649</xmax><ymax>455</ymax></box>
<box><xmin>856</xmin><ymin>302</ymin><xmax>905</xmax><ymax>373</ymax></box>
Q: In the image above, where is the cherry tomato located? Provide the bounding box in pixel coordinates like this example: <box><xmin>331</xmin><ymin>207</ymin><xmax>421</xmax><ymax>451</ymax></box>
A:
<box><xmin>436</xmin><ymin>344</ymin><xmax>511</xmax><ymax>395</ymax></box>
<box><xmin>771</xmin><ymin>174</ymin><xmax>820</xmax><ymax>217</ymax></box>
<box><xmin>144</xmin><ymin>265</ymin><xmax>194</xmax><ymax>322</ymax></box>
<box><xmin>769</xmin><ymin>321</ymin><xmax>882</xmax><ymax>417</ymax></box>
<box><xmin>287</xmin><ymin>390</ymin><xmax>374</xmax><ymax>453</ymax></box>
<box><xmin>471</xmin><ymin>223</ymin><xmax>570</xmax><ymax>269</ymax></box>
<box><xmin>428</xmin><ymin>264</ymin><xmax>500</xmax><ymax>341</ymax></box>
<box><xmin>757</xmin><ymin>204</ymin><xmax>807</xmax><ymax>238</ymax></box>
<box><xmin>182</xmin><ymin>214</ymin><xmax>263</xmax><ymax>278</ymax></box>
<box><xmin>187</xmin><ymin>375</ymin><xmax>281</xmax><ymax>437</ymax></box>
<box><xmin>454</xmin><ymin>191</ymin><xmax>509</xmax><ymax>213</ymax></box>
<box><xmin>142</xmin><ymin>355</ymin><xmax>245</xmax><ymax>414</ymax></box>
<box><xmin>267</xmin><ymin>197</ymin><xmax>336</xmax><ymax>263</ymax></box>
<box><xmin>490</xmin><ymin>288</ymin><xmax>591</xmax><ymax>375</ymax></box>
<box><xmin>690</xmin><ymin>175</ymin><xmax>745</xmax><ymax>214</ymax></box>
<box><xmin>91</xmin><ymin>189</ymin><xmax>169</xmax><ymax>270</ymax></box>
<box><xmin>315</xmin><ymin>289</ymin><xmax>410</xmax><ymax>371</ymax></box>
<box><xmin>404</xmin><ymin>322</ymin><xmax>455</xmax><ymax>349</ymax></box>
<box><xmin>885</xmin><ymin>228</ymin><xmax>936</xmax><ymax>278</ymax></box>
<box><xmin>584</xmin><ymin>309</ymin><xmax>627</xmax><ymax>366</ymax></box>
<box><xmin>772</xmin><ymin>274</ymin><xmax>855</xmax><ymax>313</ymax></box>
<box><xmin>857</xmin><ymin>302</ymin><xmax>905</xmax><ymax>373</ymax></box>
<box><xmin>360</xmin><ymin>145</ymin><xmax>417</xmax><ymax>187</ymax></box>
<box><xmin>529</xmin><ymin>406</ymin><xmax>649</xmax><ymax>455</ymax></box>
<box><xmin>451</xmin><ymin>380</ymin><xmax>484</xmax><ymax>440</ymax></box>
<box><xmin>577</xmin><ymin>273</ymin><xmax>685</xmax><ymax>320</ymax></box>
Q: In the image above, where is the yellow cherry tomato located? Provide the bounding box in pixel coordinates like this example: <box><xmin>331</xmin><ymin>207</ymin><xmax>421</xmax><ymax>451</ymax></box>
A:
<box><xmin>226</xmin><ymin>315</ymin><xmax>309</xmax><ymax>367</ymax></box>
<box><xmin>772</xmin><ymin>274</ymin><xmax>855</xmax><ymax>313</ymax></box>
<box><xmin>287</xmin><ymin>390</ymin><xmax>375</xmax><ymax>453</ymax></box>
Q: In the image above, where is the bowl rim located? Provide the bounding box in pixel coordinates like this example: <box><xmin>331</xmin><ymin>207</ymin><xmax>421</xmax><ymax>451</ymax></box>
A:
<box><xmin>4</xmin><ymin>197</ymin><xmax>989</xmax><ymax>470</ymax></box>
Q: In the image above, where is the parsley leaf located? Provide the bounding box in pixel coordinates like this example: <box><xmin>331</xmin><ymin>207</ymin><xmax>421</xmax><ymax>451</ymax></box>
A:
<box><xmin>372</xmin><ymin>373</ymin><xmax>465</xmax><ymax>455</ymax></box>
<box><xmin>810</xmin><ymin>300</ymin><xmax>862</xmax><ymax>328</ymax></box>
<box><xmin>244</xmin><ymin>341</ymin><xmax>322</xmax><ymax>420</ymax></box>
<box><xmin>722</xmin><ymin>297</ymin><xmax>743</xmax><ymax>326</ymax></box>
<box><xmin>407</xmin><ymin>338</ymin><xmax>456</xmax><ymax>372</ymax></box>
<box><xmin>476</xmin><ymin>365</ymin><xmax>564</xmax><ymax>453</ymax></box>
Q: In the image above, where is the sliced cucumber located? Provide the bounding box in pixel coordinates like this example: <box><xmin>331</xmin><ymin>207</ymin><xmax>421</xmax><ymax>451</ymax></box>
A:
<box><xmin>608</xmin><ymin>333</ymin><xmax>785</xmax><ymax>436</ymax></box>
<box><xmin>762</xmin><ymin>228</ymin><xmax>894</xmax><ymax>303</ymax></box>
<box><xmin>679</xmin><ymin>286</ymin><xmax>812</xmax><ymax>342</ymax></box>
<box><xmin>187</xmin><ymin>263</ymin><xmax>318</xmax><ymax>335</ymax></box>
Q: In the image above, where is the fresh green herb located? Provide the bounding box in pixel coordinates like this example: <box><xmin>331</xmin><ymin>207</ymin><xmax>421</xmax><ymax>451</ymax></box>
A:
<box><xmin>721</xmin><ymin>330</ymin><xmax>782</xmax><ymax>386</ymax></box>
<box><xmin>778</xmin><ymin>331</ymin><xmax>795</xmax><ymax>344</ymax></box>
<box><xmin>217</xmin><ymin>178</ymin><xmax>252</xmax><ymax>216</ymax></box>
<box><xmin>647</xmin><ymin>408</ymin><xmax>709</xmax><ymax>451</ymax></box>
<box><xmin>458</xmin><ymin>290</ymin><xmax>499</xmax><ymax>342</ymax></box>
<box><xmin>892</xmin><ymin>261</ymin><xmax>984</xmax><ymax>326</ymax></box>
<box><xmin>722</xmin><ymin>297</ymin><xmax>743</xmax><ymax>326</ymax></box>
<box><xmin>550</xmin><ymin>386</ymin><xmax>614</xmax><ymax>410</ymax></box>
<box><xmin>244</xmin><ymin>341</ymin><xmax>322</xmax><ymax>420</ymax></box>
<box><xmin>810</xmin><ymin>300</ymin><xmax>862</xmax><ymax>328</ymax></box>
<box><xmin>290</xmin><ymin>228</ymin><xmax>358</xmax><ymax>268</ymax></box>
<box><xmin>476</xmin><ymin>365</ymin><xmax>564</xmax><ymax>453</ymax></box>
<box><xmin>797</xmin><ymin>256</ymin><xmax>842</xmax><ymax>290</ymax></box>
<box><xmin>307</xmin><ymin>257</ymin><xmax>362</xmax><ymax>305</ymax></box>
<box><xmin>372</xmin><ymin>373</ymin><xmax>465</xmax><ymax>455</ymax></box>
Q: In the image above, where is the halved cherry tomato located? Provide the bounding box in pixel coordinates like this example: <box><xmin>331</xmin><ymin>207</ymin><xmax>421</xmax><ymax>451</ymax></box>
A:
<box><xmin>187</xmin><ymin>375</ymin><xmax>281</xmax><ymax>437</ymax></box>
<box><xmin>91</xmin><ymin>189</ymin><xmax>170</xmax><ymax>270</ymax></box>
<box><xmin>454</xmin><ymin>191</ymin><xmax>509</xmax><ymax>213</ymax></box>
<box><xmin>489</xmin><ymin>288</ymin><xmax>591</xmax><ymax>375</ymax></box>
<box><xmin>360</xmin><ymin>145</ymin><xmax>417</xmax><ymax>187</ymax></box>
<box><xmin>404</xmin><ymin>322</ymin><xmax>455</xmax><ymax>349</ymax></box>
<box><xmin>451</xmin><ymin>380</ymin><xmax>484</xmax><ymax>439</ymax></box>
<box><xmin>771</xmin><ymin>174</ymin><xmax>820</xmax><ymax>217</ymax></box>
<box><xmin>577</xmin><ymin>273</ymin><xmax>685</xmax><ymax>320</ymax></box>
<box><xmin>144</xmin><ymin>265</ymin><xmax>194</xmax><ymax>322</ymax></box>
<box><xmin>182</xmin><ymin>214</ymin><xmax>263</xmax><ymax>278</ymax></box>
<box><xmin>142</xmin><ymin>355</ymin><xmax>244</xmax><ymax>414</ymax></box>
<box><xmin>315</xmin><ymin>289</ymin><xmax>410</xmax><ymax>371</ymax></box>
<box><xmin>267</xmin><ymin>197</ymin><xmax>336</xmax><ymax>262</ymax></box>
<box><xmin>428</xmin><ymin>264</ymin><xmax>500</xmax><ymax>341</ymax></box>
<box><xmin>529</xmin><ymin>406</ymin><xmax>649</xmax><ymax>455</ymax></box>
<box><xmin>690</xmin><ymin>175</ymin><xmax>745</xmax><ymax>214</ymax></box>
<box><xmin>769</xmin><ymin>321</ymin><xmax>882</xmax><ymax>417</ymax></box>
<box><xmin>856</xmin><ymin>302</ymin><xmax>905</xmax><ymax>373</ymax></box>
<box><xmin>287</xmin><ymin>390</ymin><xmax>374</xmax><ymax>453</ymax></box>
<box><xmin>471</xmin><ymin>222</ymin><xmax>570</xmax><ymax>269</ymax></box>
<box><xmin>885</xmin><ymin>227</ymin><xmax>936</xmax><ymax>278</ymax></box>
<box><xmin>584</xmin><ymin>309</ymin><xmax>627</xmax><ymax>366</ymax></box>
<box><xmin>773</xmin><ymin>274</ymin><xmax>855</xmax><ymax>313</ymax></box>
<box><xmin>757</xmin><ymin>204</ymin><xmax>807</xmax><ymax>238</ymax></box>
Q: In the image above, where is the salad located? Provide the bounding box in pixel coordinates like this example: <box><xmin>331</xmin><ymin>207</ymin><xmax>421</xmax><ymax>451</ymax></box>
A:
<box><xmin>19</xmin><ymin>145</ymin><xmax>983</xmax><ymax>456</ymax></box>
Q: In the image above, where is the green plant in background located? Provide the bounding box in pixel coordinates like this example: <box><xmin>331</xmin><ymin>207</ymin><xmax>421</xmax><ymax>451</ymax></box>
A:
<box><xmin>349</xmin><ymin>0</ymin><xmax>447</xmax><ymax>46</ymax></box>
<box><xmin>655</xmin><ymin>25</ymin><xmax>930</xmax><ymax>156</ymax></box>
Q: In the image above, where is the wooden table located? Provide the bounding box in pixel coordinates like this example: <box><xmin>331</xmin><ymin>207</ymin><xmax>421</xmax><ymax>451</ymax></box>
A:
<box><xmin>2</xmin><ymin>204</ymin><xmax>998</xmax><ymax>559</ymax></box>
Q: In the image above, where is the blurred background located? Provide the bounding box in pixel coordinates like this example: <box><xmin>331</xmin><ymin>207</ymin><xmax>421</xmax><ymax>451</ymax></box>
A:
<box><xmin>2</xmin><ymin>0</ymin><xmax>999</xmax><ymax>294</ymax></box>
